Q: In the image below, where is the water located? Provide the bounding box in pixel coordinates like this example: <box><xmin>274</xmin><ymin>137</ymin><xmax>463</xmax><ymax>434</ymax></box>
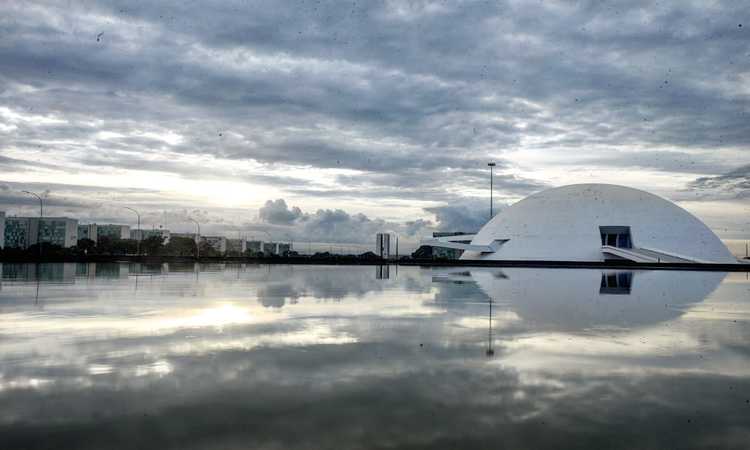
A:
<box><xmin>0</xmin><ymin>263</ymin><xmax>749</xmax><ymax>449</ymax></box>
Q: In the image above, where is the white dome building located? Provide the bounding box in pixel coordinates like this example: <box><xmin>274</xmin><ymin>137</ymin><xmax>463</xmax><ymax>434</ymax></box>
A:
<box><xmin>426</xmin><ymin>184</ymin><xmax>736</xmax><ymax>264</ymax></box>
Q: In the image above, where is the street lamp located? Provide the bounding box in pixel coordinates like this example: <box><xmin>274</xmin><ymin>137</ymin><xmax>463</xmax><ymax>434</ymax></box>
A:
<box><xmin>188</xmin><ymin>218</ymin><xmax>201</xmax><ymax>259</ymax></box>
<box><xmin>21</xmin><ymin>190</ymin><xmax>43</xmax><ymax>258</ymax></box>
<box><xmin>487</xmin><ymin>162</ymin><xmax>496</xmax><ymax>219</ymax></box>
<box><xmin>123</xmin><ymin>207</ymin><xmax>141</xmax><ymax>257</ymax></box>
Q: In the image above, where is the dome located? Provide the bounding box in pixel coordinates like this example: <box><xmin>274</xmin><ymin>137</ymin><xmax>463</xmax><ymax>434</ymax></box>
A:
<box><xmin>460</xmin><ymin>184</ymin><xmax>735</xmax><ymax>263</ymax></box>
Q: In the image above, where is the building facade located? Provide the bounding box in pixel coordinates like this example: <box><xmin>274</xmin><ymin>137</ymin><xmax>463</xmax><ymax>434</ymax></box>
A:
<box><xmin>97</xmin><ymin>224</ymin><xmax>131</xmax><ymax>240</ymax></box>
<box><xmin>201</xmin><ymin>236</ymin><xmax>227</xmax><ymax>254</ymax></box>
<box><xmin>246</xmin><ymin>240</ymin><xmax>262</xmax><ymax>254</ymax></box>
<box><xmin>277</xmin><ymin>243</ymin><xmax>291</xmax><ymax>256</ymax></box>
<box><xmin>78</xmin><ymin>224</ymin><xmax>98</xmax><ymax>243</ymax></box>
<box><xmin>226</xmin><ymin>238</ymin><xmax>247</xmax><ymax>255</ymax></box>
<box><xmin>262</xmin><ymin>242</ymin><xmax>277</xmax><ymax>255</ymax></box>
<box><xmin>3</xmin><ymin>217</ymin><xmax>78</xmax><ymax>248</ymax></box>
<box><xmin>4</xmin><ymin>217</ymin><xmax>30</xmax><ymax>249</ymax></box>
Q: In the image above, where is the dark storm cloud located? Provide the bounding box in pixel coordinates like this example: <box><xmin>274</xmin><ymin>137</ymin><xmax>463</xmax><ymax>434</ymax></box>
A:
<box><xmin>3</xmin><ymin>2</ymin><xmax>747</xmax><ymax>150</ymax></box>
<box><xmin>1</xmin><ymin>0</ymin><xmax>749</xmax><ymax>233</ymax></box>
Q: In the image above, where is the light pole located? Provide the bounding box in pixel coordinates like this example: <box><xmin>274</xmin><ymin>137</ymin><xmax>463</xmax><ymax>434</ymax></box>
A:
<box><xmin>188</xmin><ymin>218</ymin><xmax>201</xmax><ymax>259</ymax></box>
<box><xmin>123</xmin><ymin>207</ymin><xmax>141</xmax><ymax>256</ymax></box>
<box><xmin>21</xmin><ymin>190</ymin><xmax>43</xmax><ymax>258</ymax></box>
<box><xmin>487</xmin><ymin>162</ymin><xmax>496</xmax><ymax>219</ymax></box>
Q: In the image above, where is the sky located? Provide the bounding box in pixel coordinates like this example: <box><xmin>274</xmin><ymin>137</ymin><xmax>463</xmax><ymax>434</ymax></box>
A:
<box><xmin>0</xmin><ymin>0</ymin><xmax>748</xmax><ymax>248</ymax></box>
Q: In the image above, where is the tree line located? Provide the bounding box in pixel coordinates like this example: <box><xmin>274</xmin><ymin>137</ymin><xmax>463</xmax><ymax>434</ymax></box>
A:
<box><xmin>0</xmin><ymin>236</ymin><xmax>289</xmax><ymax>259</ymax></box>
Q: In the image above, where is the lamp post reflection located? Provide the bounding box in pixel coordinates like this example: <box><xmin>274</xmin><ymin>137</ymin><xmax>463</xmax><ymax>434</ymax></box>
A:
<box><xmin>486</xmin><ymin>299</ymin><xmax>494</xmax><ymax>357</ymax></box>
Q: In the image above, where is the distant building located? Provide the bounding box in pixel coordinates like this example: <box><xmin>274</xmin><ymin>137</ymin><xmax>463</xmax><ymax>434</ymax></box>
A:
<box><xmin>78</xmin><ymin>224</ymin><xmax>98</xmax><ymax>243</ymax></box>
<box><xmin>376</xmin><ymin>233</ymin><xmax>390</xmax><ymax>259</ymax></box>
<box><xmin>201</xmin><ymin>236</ymin><xmax>227</xmax><ymax>253</ymax></box>
<box><xmin>171</xmin><ymin>232</ymin><xmax>199</xmax><ymax>243</ymax></box>
<box><xmin>226</xmin><ymin>238</ymin><xmax>246</xmax><ymax>254</ymax></box>
<box><xmin>246</xmin><ymin>240</ymin><xmax>262</xmax><ymax>254</ymax></box>
<box><xmin>262</xmin><ymin>242</ymin><xmax>277</xmax><ymax>255</ymax></box>
<box><xmin>5</xmin><ymin>217</ymin><xmax>31</xmax><ymax>249</ymax></box>
<box><xmin>0</xmin><ymin>211</ymin><xmax>5</xmax><ymax>249</ymax></box>
<box><xmin>38</xmin><ymin>217</ymin><xmax>78</xmax><ymax>248</ymax></box>
<box><xmin>97</xmin><ymin>224</ymin><xmax>131</xmax><ymax>240</ymax></box>
<box><xmin>277</xmin><ymin>243</ymin><xmax>291</xmax><ymax>256</ymax></box>
<box><xmin>131</xmin><ymin>228</ymin><xmax>170</xmax><ymax>243</ymax></box>
<box><xmin>4</xmin><ymin>217</ymin><xmax>78</xmax><ymax>248</ymax></box>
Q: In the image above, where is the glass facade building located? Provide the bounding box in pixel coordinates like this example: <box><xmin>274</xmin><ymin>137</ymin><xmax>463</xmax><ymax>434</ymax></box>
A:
<box><xmin>4</xmin><ymin>217</ymin><xmax>78</xmax><ymax>248</ymax></box>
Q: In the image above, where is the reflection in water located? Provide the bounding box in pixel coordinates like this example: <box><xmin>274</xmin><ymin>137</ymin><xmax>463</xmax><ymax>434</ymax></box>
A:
<box><xmin>0</xmin><ymin>263</ymin><xmax>748</xmax><ymax>449</ymax></box>
<box><xmin>600</xmin><ymin>271</ymin><xmax>633</xmax><ymax>294</ymax></box>
<box><xmin>466</xmin><ymin>268</ymin><xmax>726</xmax><ymax>330</ymax></box>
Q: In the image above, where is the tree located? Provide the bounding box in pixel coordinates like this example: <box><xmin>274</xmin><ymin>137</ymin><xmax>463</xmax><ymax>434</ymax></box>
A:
<box><xmin>141</xmin><ymin>235</ymin><xmax>166</xmax><ymax>255</ymax></box>
<box><xmin>198</xmin><ymin>241</ymin><xmax>220</xmax><ymax>257</ymax></box>
<box><xmin>77</xmin><ymin>238</ymin><xmax>96</xmax><ymax>254</ymax></box>
<box><xmin>163</xmin><ymin>236</ymin><xmax>196</xmax><ymax>256</ymax></box>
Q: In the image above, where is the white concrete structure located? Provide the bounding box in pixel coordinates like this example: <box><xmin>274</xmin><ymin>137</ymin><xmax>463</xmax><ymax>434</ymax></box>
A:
<box><xmin>426</xmin><ymin>184</ymin><xmax>736</xmax><ymax>264</ymax></box>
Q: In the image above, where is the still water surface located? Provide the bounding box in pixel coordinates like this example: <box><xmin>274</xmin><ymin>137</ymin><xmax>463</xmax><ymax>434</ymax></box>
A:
<box><xmin>0</xmin><ymin>263</ymin><xmax>749</xmax><ymax>449</ymax></box>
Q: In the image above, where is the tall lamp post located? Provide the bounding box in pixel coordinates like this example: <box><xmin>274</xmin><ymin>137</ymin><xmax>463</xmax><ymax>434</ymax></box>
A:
<box><xmin>188</xmin><ymin>218</ymin><xmax>201</xmax><ymax>259</ymax></box>
<box><xmin>21</xmin><ymin>190</ymin><xmax>43</xmax><ymax>258</ymax></box>
<box><xmin>487</xmin><ymin>162</ymin><xmax>496</xmax><ymax>219</ymax></box>
<box><xmin>123</xmin><ymin>207</ymin><xmax>141</xmax><ymax>257</ymax></box>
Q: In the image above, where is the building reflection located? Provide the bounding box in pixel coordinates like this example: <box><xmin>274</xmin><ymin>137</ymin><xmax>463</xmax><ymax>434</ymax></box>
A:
<box><xmin>376</xmin><ymin>265</ymin><xmax>390</xmax><ymax>280</ymax></box>
<box><xmin>431</xmin><ymin>267</ymin><xmax>726</xmax><ymax>331</ymax></box>
<box><xmin>600</xmin><ymin>271</ymin><xmax>633</xmax><ymax>294</ymax></box>
<box><xmin>2</xmin><ymin>262</ymin><xmax>76</xmax><ymax>284</ymax></box>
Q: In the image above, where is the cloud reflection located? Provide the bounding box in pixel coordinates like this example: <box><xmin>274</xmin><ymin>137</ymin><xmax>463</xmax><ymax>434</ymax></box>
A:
<box><xmin>0</xmin><ymin>263</ymin><xmax>747</xmax><ymax>449</ymax></box>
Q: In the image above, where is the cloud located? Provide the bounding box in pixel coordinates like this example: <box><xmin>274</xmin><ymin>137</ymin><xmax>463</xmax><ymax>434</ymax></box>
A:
<box><xmin>1</xmin><ymin>0</ymin><xmax>749</xmax><ymax>240</ymax></box>
<box><xmin>258</xmin><ymin>199</ymin><xmax>304</xmax><ymax>225</ymax></box>
<box><xmin>0</xmin><ymin>264</ymin><xmax>748</xmax><ymax>450</ymax></box>
<box><xmin>688</xmin><ymin>164</ymin><xmax>750</xmax><ymax>199</ymax></box>
<box><xmin>254</xmin><ymin>197</ymin><xmax>491</xmax><ymax>244</ymax></box>
<box><xmin>425</xmin><ymin>199</ymin><xmax>494</xmax><ymax>233</ymax></box>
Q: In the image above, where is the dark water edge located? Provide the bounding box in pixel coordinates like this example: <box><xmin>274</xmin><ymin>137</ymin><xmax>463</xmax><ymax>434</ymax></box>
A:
<box><xmin>2</xmin><ymin>254</ymin><xmax>749</xmax><ymax>271</ymax></box>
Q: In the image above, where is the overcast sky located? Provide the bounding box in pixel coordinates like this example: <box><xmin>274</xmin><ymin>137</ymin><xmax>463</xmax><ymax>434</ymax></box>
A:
<box><xmin>1</xmin><ymin>0</ymin><xmax>748</xmax><ymax>245</ymax></box>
